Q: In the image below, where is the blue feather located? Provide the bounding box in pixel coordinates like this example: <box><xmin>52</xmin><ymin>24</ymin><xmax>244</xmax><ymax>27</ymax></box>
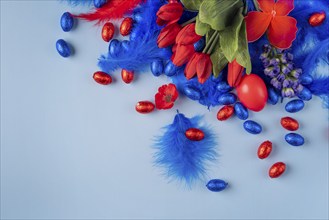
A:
<box><xmin>153</xmin><ymin>112</ymin><xmax>217</xmax><ymax>186</ymax></box>
<box><xmin>61</xmin><ymin>0</ymin><xmax>93</xmax><ymax>6</ymax></box>
<box><xmin>98</xmin><ymin>0</ymin><xmax>171</xmax><ymax>73</ymax></box>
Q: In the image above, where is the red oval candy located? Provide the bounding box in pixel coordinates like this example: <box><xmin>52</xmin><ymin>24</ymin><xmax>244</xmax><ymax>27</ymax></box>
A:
<box><xmin>135</xmin><ymin>101</ymin><xmax>155</xmax><ymax>114</ymax></box>
<box><xmin>269</xmin><ymin>162</ymin><xmax>286</xmax><ymax>178</ymax></box>
<box><xmin>102</xmin><ymin>22</ymin><xmax>115</xmax><ymax>42</ymax></box>
<box><xmin>309</xmin><ymin>11</ymin><xmax>326</xmax><ymax>27</ymax></box>
<box><xmin>257</xmin><ymin>140</ymin><xmax>272</xmax><ymax>159</ymax></box>
<box><xmin>120</xmin><ymin>17</ymin><xmax>133</xmax><ymax>36</ymax></box>
<box><xmin>185</xmin><ymin>128</ymin><xmax>205</xmax><ymax>141</ymax></box>
<box><xmin>217</xmin><ymin>105</ymin><xmax>234</xmax><ymax>121</ymax></box>
<box><xmin>121</xmin><ymin>69</ymin><xmax>134</xmax><ymax>84</ymax></box>
<box><xmin>281</xmin><ymin>116</ymin><xmax>299</xmax><ymax>131</ymax></box>
<box><xmin>93</xmin><ymin>71</ymin><xmax>112</xmax><ymax>85</ymax></box>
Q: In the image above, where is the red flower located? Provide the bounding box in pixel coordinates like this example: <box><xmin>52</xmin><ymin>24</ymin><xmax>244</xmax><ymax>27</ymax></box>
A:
<box><xmin>175</xmin><ymin>23</ymin><xmax>202</xmax><ymax>45</ymax></box>
<box><xmin>156</xmin><ymin>2</ymin><xmax>183</xmax><ymax>26</ymax></box>
<box><xmin>155</xmin><ymin>83</ymin><xmax>179</xmax><ymax>109</ymax></box>
<box><xmin>171</xmin><ymin>44</ymin><xmax>195</xmax><ymax>66</ymax></box>
<box><xmin>157</xmin><ymin>23</ymin><xmax>181</xmax><ymax>48</ymax></box>
<box><xmin>227</xmin><ymin>59</ymin><xmax>244</xmax><ymax>87</ymax></box>
<box><xmin>185</xmin><ymin>53</ymin><xmax>212</xmax><ymax>84</ymax></box>
<box><xmin>245</xmin><ymin>0</ymin><xmax>298</xmax><ymax>49</ymax></box>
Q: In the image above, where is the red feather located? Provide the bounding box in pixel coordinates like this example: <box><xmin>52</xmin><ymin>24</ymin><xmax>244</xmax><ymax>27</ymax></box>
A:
<box><xmin>75</xmin><ymin>0</ymin><xmax>143</xmax><ymax>24</ymax></box>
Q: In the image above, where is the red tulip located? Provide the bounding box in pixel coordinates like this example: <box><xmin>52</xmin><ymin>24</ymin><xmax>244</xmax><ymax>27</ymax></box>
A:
<box><xmin>175</xmin><ymin>23</ymin><xmax>202</xmax><ymax>45</ymax></box>
<box><xmin>157</xmin><ymin>23</ymin><xmax>181</xmax><ymax>48</ymax></box>
<box><xmin>245</xmin><ymin>0</ymin><xmax>297</xmax><ymax>49</ymax></box>
<box><xmin>171</xmin><ymin>44</ymin><xmax>195</xmax><ymax>66</ymax></box>
<box><xmin>185</xmin><ymin>53</ymin><xmax>212</xmax><ymax>84</ymax></box>
<box><xmin>227</xmin><ymin>59</ymin><xmax>244</xmax><ymax>87</ymax></box>
<box><xmin>156</xmin><ymin>2</ymin><xmax>183</xmax><ymax>26</ymax></box>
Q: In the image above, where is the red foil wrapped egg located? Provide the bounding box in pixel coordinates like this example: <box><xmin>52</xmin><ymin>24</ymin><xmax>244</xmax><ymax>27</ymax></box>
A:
<box><xmin>281</xmin><ymin>117</ymin><xmax>299</xmax><ymax>131</ymax></box>
<box><xmin>135</xmin><ymin>101</ymin><xmax>155</xmax><ymax>114</ymax></box>
<box><xmin>269</xmin><ymin>162</ymin><xmax>286</xmax><ymax>178</ymax></box>
<box><xmin>102</xmin><ymin>22</ymin><xmax>115</xmax><ymax>42</ymax></box>
<box><xmin>93</xmin><ymin>71</ymin><xmax>112</xmax><ymax>85</ymax></box>
<box><xmin>121</xmin><ymin>69</ymin><xmax>134</xmax><ymax>84</ymax></box>
<box><xmin>120</xmin><ymin>17</ymin><xmax>134</xmax><ymax>36</ymax></box>
<box><xmin>309</xmin><ymin>11</ymin><xmax>326</xmax><ymax>27</ymax></box>
<box><xmin>185</xmin><ymin>128</ymin><xmax>205</xmax><ymax>141</ymax></box>
<box><xmin>217</xmin><ymin>105</ymin><xmax>234</xmax><ymax>121</ymax></box>
<box><xmin>257</xmin><ymin>140</ymin><xmax>272</xmax><ymax>159</ymax></box>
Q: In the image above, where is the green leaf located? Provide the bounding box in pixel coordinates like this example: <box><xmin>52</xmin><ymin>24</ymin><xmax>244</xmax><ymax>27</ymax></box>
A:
<box><xmin>180</xmin><ymin>0</ymin><xmax>204</xmax><ymax>11</ymax></box>
<box><xmin>199</xmin><ymin>0</ymin><xmax>243</xmax><ymax>31</ymax></box>
<box><xmin>195</xmin><ymin>15</ymin><xmax>210</xmax><ymax>36</ymax></box>
<box><xmin>219</xmin><ymin>7</ymin><xmax>244</xmax><ymax>62</ymax></box>
<box><xmin>235</xmin><ymin>22</ymin><xmax>252</xmax><ymax>74</ymax></box>
<box><xmin>211</xmin><ymin>47</ymin><xmax>228</xmax><ymax>77</ymax></box>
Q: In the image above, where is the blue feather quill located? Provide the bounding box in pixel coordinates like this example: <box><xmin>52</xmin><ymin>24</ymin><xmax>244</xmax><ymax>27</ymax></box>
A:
<box><xmin>153</xmin><ymin>112</ymin><xmax>217</xmax><ymax>186</ymax></box>
<box><xmin>98</xmin><ymin>0</ymin><xmax>171</xmax><ymax>73</ymax></box>
<box><xmin>61</xmin><ymin>0</ymin><xmax>93</xmax><ymax>6</ymax></box>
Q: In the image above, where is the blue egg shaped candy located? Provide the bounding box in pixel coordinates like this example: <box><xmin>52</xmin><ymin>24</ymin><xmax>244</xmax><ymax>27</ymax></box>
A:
<box><xmin>218</xmin><ymin>93</ymin><xmax>237</xmax><ymax>105</ymax></box>
<box><xmin>164</xmin><ymin>61</ymin><xmax>178</xmax><ymax>76</ymax></box>
<box><xmin>183</xmin><ymin>85</ymin><xmax>201</xmax><ymax>100</ymax></box>
<box><xmin>56</xmin><ymin>39</ymin><xmax>71</xmax><ymax>58</ymax></box>
<box><xmin>216</xmin><ymin>81</ymin><xmax>232</xmax><ymax>93</ymax></box>
<box><xmin>60</xmin><ymin>12</ymin><xmax>74</xmax><ymax>32</ymax></box>
<box><xmin>300</xmin><ymin>74</ymin><xmax>313</xmax><ymax>85</ymax></box>
<box><xmin>243</xmin><ymin>120</ymin><xmax>262</xmax><ymax>134</ymax></box>
<box><xmin>151</xmin><ymin>59</ymin><xmax>164</xmax><ymax>77</ymax></box>
<box><xmin>267</xmin><ymin>87</ymin><xmax>279</xmax><ymax>105</ymax></box>
<box><xmin>206</xmin><ymin>179</ymin><xmax>228</xmax><ymax>192</ymax></box>
<box><xmin>285</xmin><ymin>133</ymin><xmax>304</xmax><ymax>146</ymax></box>
<box><xmin>297</xmin><ymin>87</ymin><xmax>312</xmax><ymax>101</ymax></box>
<box><xmin>94</xmin><ymin>0</ymin><xmax>107</xmax><ymax>8</ymax></box>
<box><xmin>121</xmin><ymin>40</ymin><xmax>130</xmax><ymax>51</ymax></box>
<box><xmin>109</xmin><ymin>39</ymin><xmax>121</xmax><ymax>58</ymax></box>
<box><xmin>194</xmin><ymin>37</ymin><xmax>205</xmax><ymax>52</ymax></box>
<box><xmin>285</xmin><ymin>99</ymin><xmax>305</xmax><ymax>113</ymax></box>
<box><xmin>234</xmin><ymin>102</ymin><xmax>248</xmax><ymax>120</ymax></box>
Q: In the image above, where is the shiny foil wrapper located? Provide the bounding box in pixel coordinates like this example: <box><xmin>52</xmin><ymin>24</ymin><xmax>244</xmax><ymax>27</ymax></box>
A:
<box><xmin>185</xmin><ymin>128</ymin><xmax>205</xmax><ymax>141</ymax></box>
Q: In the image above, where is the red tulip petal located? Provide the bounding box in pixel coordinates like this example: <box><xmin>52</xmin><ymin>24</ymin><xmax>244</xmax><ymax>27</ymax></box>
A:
<box><xmin>185</xmin><ymin>53</ymin><xmax>199</xmax><ymax>80</ymax></box>
<box><xmin>196</xmin><ymin>54</ymin><xmax>212</xmax><ymax>84</ymax></box>
<box><xmin>172</xmin><ymin>44</ymin><xmax>195</xmax><ymax>66</ymax></box>
<box><xmin>245</xmin><ymin>11</ymin><xmax>272</xmax><ymax>42</ymax></box>
<box><xmin>268</xmin><ymin>16</ymin><xmax>297</xmax><ymax>49</ymax></box>
<box><xmin>176</xmin><ymin>23</ymin><xmax>202</xmax><ymax>45</ymax></box>
<box><xmin>257</xmin><ymin>0</ymin><xmax>275</xmax><ymax>13</ymax></box>
<box><xmin>274</xmin><ymin>0</ymin><xmax>294</xmax><ymax>16</ymax></box>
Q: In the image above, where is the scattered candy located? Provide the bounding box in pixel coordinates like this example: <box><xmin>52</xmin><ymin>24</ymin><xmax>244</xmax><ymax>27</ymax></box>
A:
<box><xmin>243</xmin><ymin>120</ymin><xmax>262</xmax><ymax>134</ymax></box>
<box><xmin>285</xmin><ymin>133</ymin><xmax>304</xmax><ymax>146</ymax></box>
<box><xmin>257</xmin><ymin>140</ymin><xmax>272</xmax><ymax>159</ymax></box>
<box><xmin>234</xmin><ymin>102</ymin><xmax>248</xmax><ymax>120</ymax></box>
<box><xmin>183</xmin><ymin>85</ymin><xmax>201</xmax><ymax>101</ymax></box>
<box><xmin>267</xmin><ymin>87</ymin><xmax>279</xmax><ymax>105</ymax></box>
<box><xmin>185</xmin><ymin>128</ymin><xmax>205</xmax><ymax>141</ymax></box>
<box><xmin>216</xmin><ymin>81</ymin><xmax>232</xmax><ymax>93</ymax></box>
<box><xmin>94</xmin><ymin>0</ymin><xmax>107</xmax><ymax>8</ymax></box>
<box><xmin>206</xmin><ymin>179</ymin><xmax>228</xmax><ymax>192</ymax></box>
<box><xmin>297</xmin><ymin>88</ymin><xmax>312</xmax><ymax>101</ymax></box>
<box><xmin>135</xmin><ymin>101</ymin><xmax>155</xmax><ymax>114</ymax></box>
<box><xmin>309</xmin><ymin>11</ymin><xmax>326</xmax><ymax>27</ymax></box>
<box><xmin>60</xmin><ymin>12</ymin><xmax>74</xmax><ymax>32</ymax></box>
<box><xmin>164</xmin><ymin>61</ymin><xmax>178</xmax><ymax>76</ymax></box>
<box><xmin>269</xmin><ymin>162</ymin><xmax>286</xmax><ymax>178</ymax></box>
<box><xmin>150</xmin><ymin>59</ymin><xmax>164</xmax><ymax>76</ymax></box>
<box><xmin>121</xmin><ymin>69</ymin><xmax>134</xmax><ymax>84</ymax></box>
<box><xmin>108</xmin><ymin>39</ymin><xmax>121</xmax><ymax>57</ymax></box>
<box><xmin>120</xmin><ymin>17</ymin><xmax>134</xmax><ymax>36</ymax></box>
<box><xmin>281</xmin><ymin>117</ymin><xmax>299</xmax><ymax>131</ymax></box>
<box><xmin>93</xmin><ymin>71</ymin><xmax>112</xmax><ymax>85</ymax></box>
<box><xmin>217</xmin><ymin>93</ymin><xmax>237</xmax><ymax>105</ymax></box>
<box><xmin>217</xmin><ymin>106</ymin><xmax>234</xmax><ymax>121</ymax></box>
<box><xmin>102</xmin><ymin>22</ymin><xmax>115</xmax><ymax>42</ymax></box>
<box><xmin>300</xmin><ymin>74</ymin><xmax>313</xmax><ymax>85</ymax></box>
<box><xmin>56</xmin><ymin>39</ymin><xmax>71</xmax><ymax>58</ymax></box>
<box><xmin>285</xmin><ymin>99</ymin><xmax>305</xmax><ymax>113</ymax></box>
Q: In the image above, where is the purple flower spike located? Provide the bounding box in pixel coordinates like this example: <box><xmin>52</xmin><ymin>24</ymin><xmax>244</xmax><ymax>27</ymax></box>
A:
<box><xmin>271</xmin><ymin>78</ymin><xmax>282</xmax><ymax>90</ymax></box>
<box><xmin>282</xmin><ymin>88</ymin><xmax>295</xmax><ymax>98</ymax></box>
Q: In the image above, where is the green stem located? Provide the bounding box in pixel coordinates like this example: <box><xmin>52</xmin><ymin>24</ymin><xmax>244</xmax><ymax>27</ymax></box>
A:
<box><xmin>181</xmin><ymin>16</ymin><xmax>196</xmax><ymax>27</ymax></box>
<box><xmin>252</xmin><ymin>0</ymin><xmax>260</xmax><ymax>11</ymax></box>
<box><xmin>202</xmin><ymin>31</ymin><xmax>218</xmax><ymax>54</ymax></box>
<box><xmin>206</xmin><ymin>32</ymin><xmax>219</xmax><ymax>54</ymax></box>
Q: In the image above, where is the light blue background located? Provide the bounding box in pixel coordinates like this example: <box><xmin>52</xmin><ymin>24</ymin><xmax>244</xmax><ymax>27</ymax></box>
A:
<box><xmin>1</xmin><ymin>1</ymin><xmax>328</xmax><ymax>219</ymax></box>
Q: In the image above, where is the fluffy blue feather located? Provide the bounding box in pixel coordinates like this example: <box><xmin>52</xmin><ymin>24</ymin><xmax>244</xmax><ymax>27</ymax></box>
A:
<box><xmin>154</xmin><ymin>112</ymin><xmax>217</xmax><ymax>186</ymax></box>
<box><xmin>98</xmin><ymin>0</ymin><xmax>171</xmax><ymax>73</ymax></box>
<box><xmin>61</xmin><ymin>0</ymin><xmax>93</xmax><ymax>6</ymax></box>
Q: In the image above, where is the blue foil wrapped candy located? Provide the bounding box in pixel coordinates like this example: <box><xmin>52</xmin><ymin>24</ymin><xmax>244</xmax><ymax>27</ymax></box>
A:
<box><xmin>183</xmin><ymin>85</ymin><xmax>201</xmax><ymax>101</ymax></box>
<box><xmin>150</xmin><ymin>59</ymin><xmax>164</xmax><ymax>77</ymax></box>
<box><xmin>285</xmin><ymin>99</ymin><xmax>305</xmax><ymax>113</ymax></box>
<box><xmin>234</xmin><ymin>102</ymin><xmax>249</xmax><ymax>120</ymax></box>
<box><xmin>206</xmin><ymin>179</ymin><xmax>228</xmax><ymax>192</ymax></box>
<box><xmin>285</xmin><ymin>133</ymin><xmax>305</xmax><ymax>146</ymax></box>
<box><xmin>56</xmin><ymin>39</ymin><xmax>71</xmax><ymax>58</ymax></box>
<box><xmin>243</xmin><ymin>120</ymin><xmax>262</xmax><ymax>134</ymax></box>
<box><xmin>60</xmin><ymin>12</ymin><xmax>74</xmax><ymax>32</ymax></box>
<box><xmin>217</xmin><ymin>93</ymin><xmax>237</xmax><ymax>105</ymax></box>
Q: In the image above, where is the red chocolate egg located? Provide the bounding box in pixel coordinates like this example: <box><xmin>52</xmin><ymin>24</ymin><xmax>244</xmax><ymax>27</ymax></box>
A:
<box><xmin>281</xmin><ymin>116</ymin><xmax>299</xmax><ymax>131</ymax></box>
<box><xmin>309</xmin><ymin>11</ymin><xmax>326</xmax><ymax>27</ymax></box>
<box><xmin>121</xmin><ymin>69</ymin><xmax>134</xmax><ymax>84</ymax></box>
<box><xmin>257</xmin><ymin>140</ymin><xmax>272</xmax><ymax>159</ymax></box>
<box><xmin>269</xmin><ymin>162</ymin><xmax>286</xmax><ymax>178</ymax></box>
<box><xmin>217</xmin><ymin>105</ymin><xmax>234</xmax><ymax>121</ymax></box>
<box><xmin>185</xmin><ymin>128</ymin><xmax>205</xmax><ymax>141</ymax></box>
<box><xmin>102</xmin><ymin>22</ymin><xmax>115</xmax><ymax>42</ymax></box>
<box><xmin>120</xmin><ymin>17</ymin><xmax>134</xmax><ymax>36</ymax></box>
<box><xmin>93</xmin><ymin>71</ymin><xmax>112</xmax><ymax>85</ymax></box>
<box><xmin>135</xmin><ymin>101</ymin><xmax>155</xmax><ymax>114</ymax></box>
<box><xmin>236</xmin><ymin>74</ymin><xmax>268</xmax><ymax>112</ymax></box>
